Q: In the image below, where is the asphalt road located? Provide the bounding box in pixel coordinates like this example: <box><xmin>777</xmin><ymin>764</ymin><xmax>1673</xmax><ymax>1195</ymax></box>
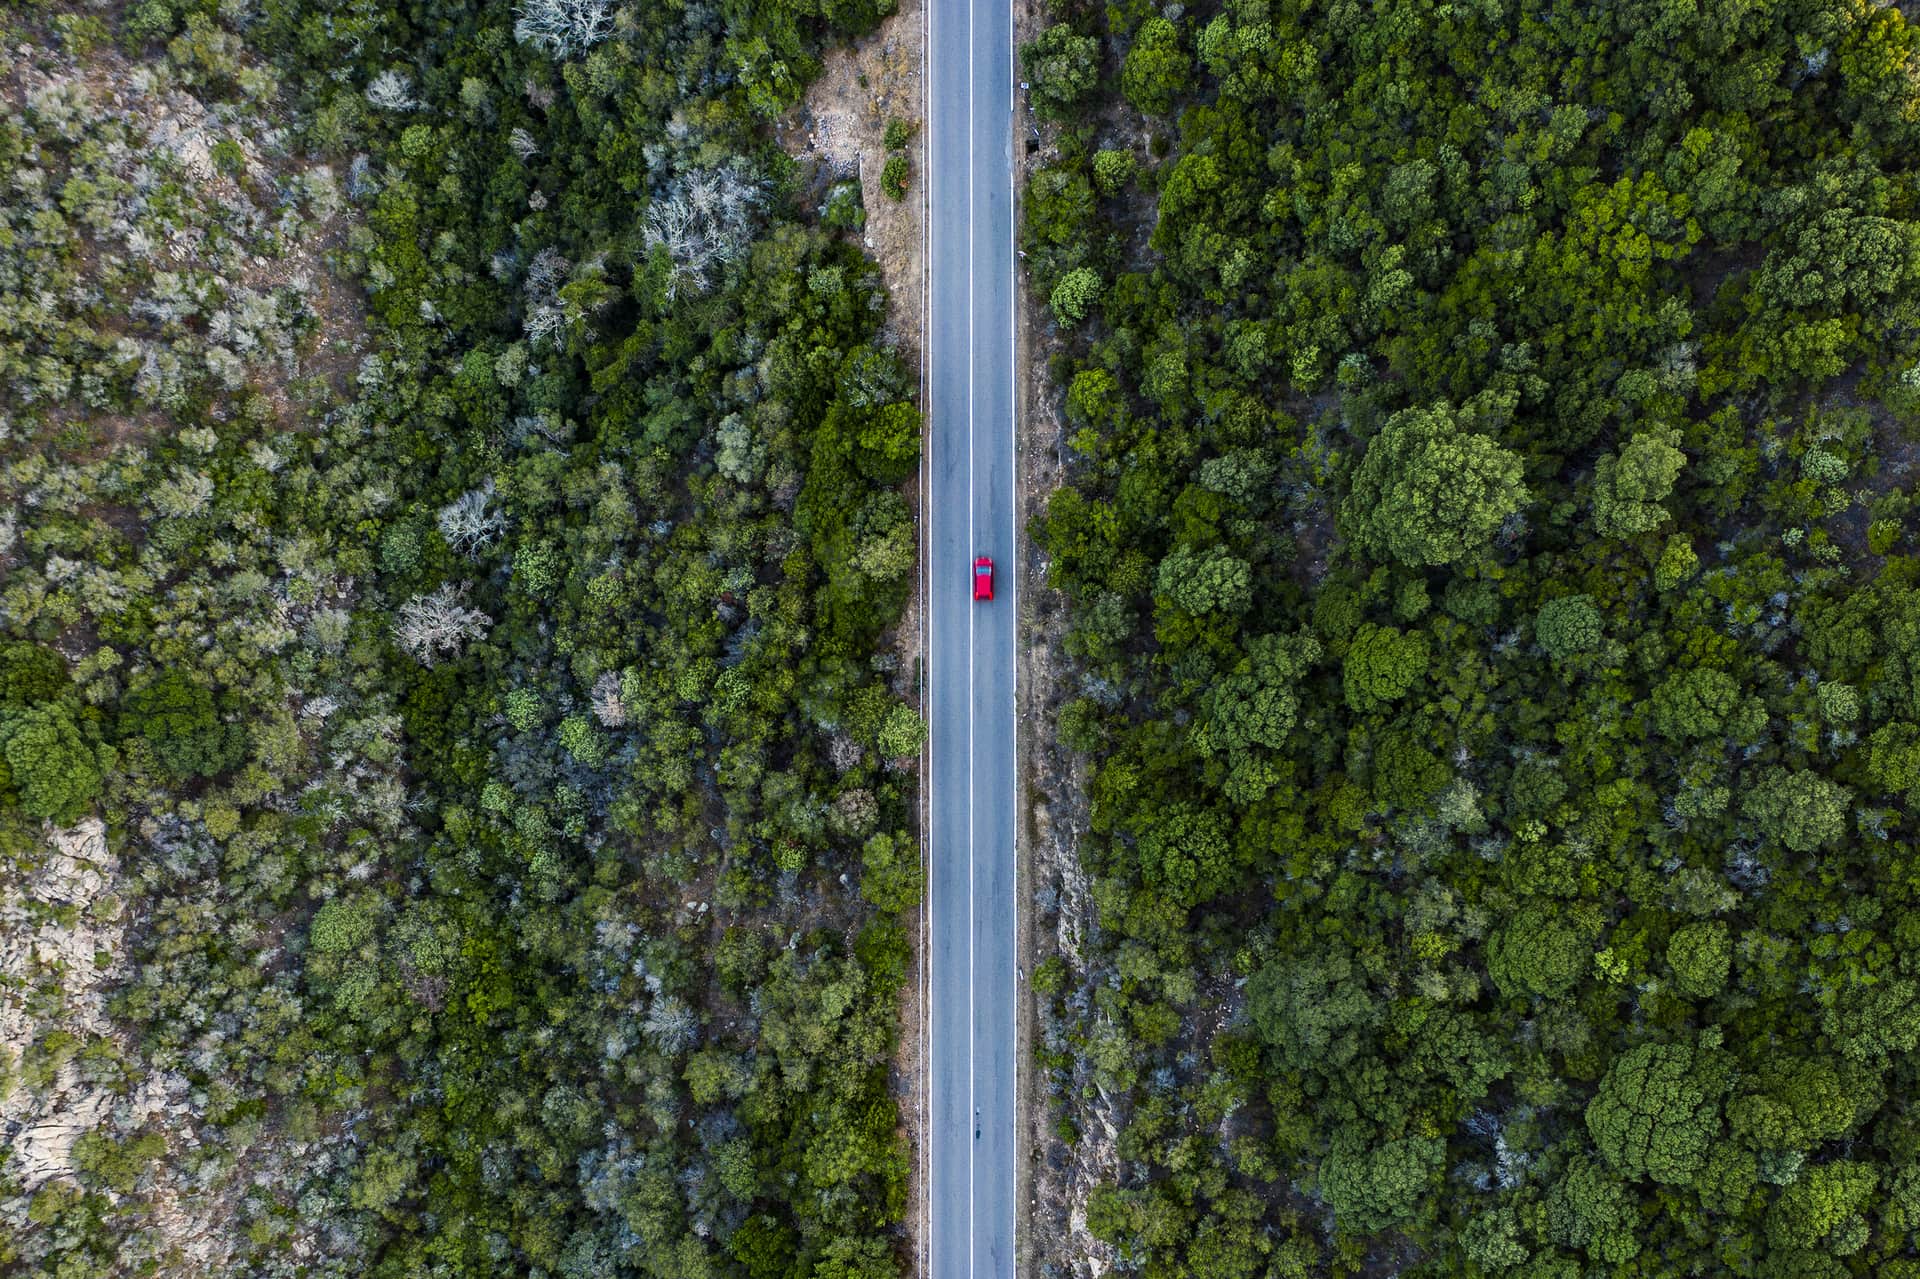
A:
<box><xmin>925</xmin><ymin>0</ymin><xmax>1016</xmax><ymax>1271</ymax></box>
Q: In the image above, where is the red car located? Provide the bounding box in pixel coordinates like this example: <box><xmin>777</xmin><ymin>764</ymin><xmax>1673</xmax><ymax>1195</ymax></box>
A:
<box><xmin>972</xmin><ymin>556</ymin><xmax>994</xmax><ymax>601</ymax></box>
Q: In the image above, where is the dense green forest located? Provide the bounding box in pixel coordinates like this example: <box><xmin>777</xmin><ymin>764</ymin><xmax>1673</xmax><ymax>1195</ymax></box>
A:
<box><xmin>1023</xmin><ymin>0</ymin><xmax>1920</xmax><ymax>1274</ymax></box>
<box><xmin>0</xmin><ymin>0</ymin><xmax>921</xmax><ymax>1273</ymax></box>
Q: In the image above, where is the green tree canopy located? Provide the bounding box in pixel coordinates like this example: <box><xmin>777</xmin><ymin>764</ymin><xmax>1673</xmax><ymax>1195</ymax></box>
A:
<box><xmin>120</xmin><ymin>670</ymin><xmax>246</xmax><ymax>780</ymax></box>
<box><xmin>1318</xmin><ymin>1131</ymin><xmax>1444</xmax><ymax>1233</ymax></box>
<box><xmin>1342</xmin><ymin>403</ymin><xmax>1528</xmax><ymax>567</ymax></box>
<box><xmin>1342</xmin><ymin>623</ymin><xmax>1429</xmax><ymax>713</ymax></box>
<box><xmin>1667</xmin><ymin>921</ymin><xmax>1731</xmax><ymax>998</ymax></box>
<box><xmin>1586</xmin><ymin>1039</ymin><xmax>1728</xmax><ymax>1184</ymax></box>
<box><xmin>1742</xmin><ymin>767</ymin><xmax>1851</xmax><ymax>852</ymax></box>
<box><xmin>1247</xmin><ymin>945</ymin><xmax>1378</xmax><ymax>1072</ymax></box>
<box><xmin>1545</xmin><ymin>1155</ymin><xmax>1642</xmax><ymax>1263</ymax></box>
<box><xmin>1049</xmin><ymin>267</ymin><xmax>1103</xmax><ymax>324</ymax></box>
<box><xmin>1488</xmin><ymin>905</ymin><xmax>1594</xmax><ymax>1000</ymax></box>
<box><xmin>1650</xmin><ymin>667</ymin><xmax>1742</xmax><ymax>740</ymax></box>
<box><xmin>1192</xmin><ymin>632</ymin><xmax>1321</xmax><ymax>757</ymax></box>
<box><xmin>1593</xmin><ymin>428</ymin><xmax>1686</xmax><ymax>537</ymax></box>
<box><xmin>1120</xmin><ymin>18</ymin><xmax>1189</xmax><ymax>116</ymax></box>
<box><xmin>1</xmin><ymin>704</ymin><xmax>104</xmax><ymax>826</ymax></box>
<box><xmin>1768</xmin><ymin>1161</ymin><xmax>1877</xmax><ymax>1255</ymax></box>
<box><xmin>1535</xmin><ymin>595</ymin><xmax>1603</xmax><ymax>660</ymax></box>
<box><xmin>1156</xmin><ymin>543</ymin><xmax>1252</xmax><ymax>615</ymax></box>
<box><xmin>1020</xmin><ymin>24</ymin><xmax>1101</xmax><ymax>118</ymax></box>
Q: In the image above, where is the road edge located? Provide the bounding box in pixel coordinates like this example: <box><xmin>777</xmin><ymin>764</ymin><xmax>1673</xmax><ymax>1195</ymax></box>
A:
<box><xmin>913</xmin><ymin>0</ymin><xmax>932</xmax><ymax>1271</ymax></box>
<box><xmin>1009</xmin><ymin>5</ymin><xmax>1036</xmax><ymax>1275</ymax></box>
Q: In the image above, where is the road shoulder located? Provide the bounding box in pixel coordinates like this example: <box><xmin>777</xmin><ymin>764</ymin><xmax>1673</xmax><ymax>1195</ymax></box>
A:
<box><xmin>1010</xmin><ymin>0</ymin><xmax>1124</xmax><ymax>1271</ymax></box>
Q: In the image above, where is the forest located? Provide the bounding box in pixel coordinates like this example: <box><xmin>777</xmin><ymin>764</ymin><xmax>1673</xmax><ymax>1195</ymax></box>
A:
<box><xmin>0</xmin><ymin>0</ymin><xmax>921</xmax><ymax>1274</ymax></box>
<box><xmin>1021</xmin><ymin>0</ymin><xmax>1920</xmax><ymax>1274</ymax></box>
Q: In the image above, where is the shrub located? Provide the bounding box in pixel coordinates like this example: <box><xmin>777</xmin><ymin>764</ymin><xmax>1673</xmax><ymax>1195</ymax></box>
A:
<box><xmin>1049</xmin><ymin>267</ymin><xmax>1103</xmax><ymax>324</ymax></box>
<box><xmin>1091</xmin><ymin>149</ymin><xmax>1137</xmax><ymax>196</ymax></box>
<box><xmin>1020</xmin><ymin>24</ymin><xmax>1101</xmax><ymax>117</ymax></box>
<box><xmin>880</xmin><ymin>153</ymin><xmax>909</xmax><ymax>200</ymax></box>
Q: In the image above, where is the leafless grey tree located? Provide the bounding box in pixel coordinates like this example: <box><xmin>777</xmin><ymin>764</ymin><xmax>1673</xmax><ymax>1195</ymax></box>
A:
<box><xmin>642</xmin><ymin>994</ymin><xmax>697</xmax><ymax>1056</ymax></box>
<box><xmin>524</xmin><ymin>246</ymin><xmax>572</xmax><ymax>300</ymax></box>
<box><xmin>590</xmin><ymin>671</ymin><xmax>628</xmax><ymax>727</ymax></box>
<box><xmin>436</xmin><ymin>482</ymin><xmax>507</xmax><ymax>557</ymax></box>
<box><xmin>513</xmin><ymin>0</ymin><xmax>613</xmax><ymax>58</ymax></box>
<box><xmin>364</xmin><ymin>70</ymin><xmax>416</xmax><ymax>112</ymax></box>
<box><xmin>394</xmin><ymin>585</ymin><xmax>492</xmax><ymax>666</ymax></box>
<box><xmin>642</xmin><ymin>163</ymin><xmax>763</xmax><ymax>301</ymax></box>
<box><xmin>524</xmin><ymin>302</ymin><xmax>567</xmax><ymax>347</ymax></box>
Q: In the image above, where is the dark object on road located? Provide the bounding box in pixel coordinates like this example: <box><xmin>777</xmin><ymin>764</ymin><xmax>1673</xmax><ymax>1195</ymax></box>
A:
<box><xmin>973</xmin><ymin>555</ymin><xmax>995</xmax><ymax>600</ymax></box>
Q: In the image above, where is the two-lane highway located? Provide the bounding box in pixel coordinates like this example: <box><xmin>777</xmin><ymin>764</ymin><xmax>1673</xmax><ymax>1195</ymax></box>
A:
<box><xmin>925</xmin><ymin>0</ymin><xmax>1016</xmax><ymax>1271</ymax></box>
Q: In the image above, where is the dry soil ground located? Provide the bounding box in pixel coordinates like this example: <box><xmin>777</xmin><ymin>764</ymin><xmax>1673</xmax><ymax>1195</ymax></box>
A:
<box><xmin>784</xmin><ymin>0</ymin><xmax>928</xmax><ymax>378</ymax></box>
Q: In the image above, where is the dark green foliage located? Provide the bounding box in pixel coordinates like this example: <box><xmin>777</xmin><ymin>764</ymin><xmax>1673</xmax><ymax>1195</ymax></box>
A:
<box><xmin>119</xmin><ymin>671</ymin><xmax>245</xmax><ymax>780</ymax></box>
<box><xmin>1021</xmin><ymin>24</ymin><xmax>1101</xmax><ymax>118</ymax></box>
<box><xmin>0</xmin><ymin>643</ymin><xmax>71</xmax><ymax>705</ymax></box>
<box><xmin>1586</xmin><ymin>1039</ymin><xmax>1728</xmax><ymax>1184</ymax></box>
<box><xmin>0</xmin><ymin>0</ymin><xmax>921</xmax><ymax>1269</ymax></box>
<box><xmin>0</xmin><ymin>704</ymin><xmax>104</xmax><ymax>825</ymax></box>
<box><xmin>1023</xmin><ymin>0</ymin><xmax>1920</xmax><ymax>1269</ymax></box>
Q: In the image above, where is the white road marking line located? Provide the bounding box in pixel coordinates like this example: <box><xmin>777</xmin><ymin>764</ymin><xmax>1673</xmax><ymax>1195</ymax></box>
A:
<box><xmin>1001</xmin><ymin>6</ymin><xmax>1018</xmax><ymax>1273</ymax></box>
<box><xmin>964</xmin><ymin>0</ymin><xmax>978</xmax><ymax>1271</ymax></box>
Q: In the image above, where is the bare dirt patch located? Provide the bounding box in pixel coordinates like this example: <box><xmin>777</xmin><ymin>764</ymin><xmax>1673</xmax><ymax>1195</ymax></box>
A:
<box><xmin>781</xmin><ymin>0</ymin><xmax>927</xmax><ymax>377</ymax></box>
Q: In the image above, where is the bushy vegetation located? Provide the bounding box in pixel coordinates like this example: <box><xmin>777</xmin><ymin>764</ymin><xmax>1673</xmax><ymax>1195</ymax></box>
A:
<box><xmin>1024</xmin><ymin>0</ymin><xmax>1920</xmax><ymax>1273</ymax></box>
<box><xmin>0</xmin><ymin>0</ymin><xmax>918</xmax><ymax>1273</ymax></box>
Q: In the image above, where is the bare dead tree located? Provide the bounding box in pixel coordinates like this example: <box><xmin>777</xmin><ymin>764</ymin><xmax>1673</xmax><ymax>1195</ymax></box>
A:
<box><xmin>641</xmin><ymin>163</ymin><xmax>763</xmax><ymax>301</ymax></box>
<box><xmin>513</xmin><ymin>0</ymin><xmax>613</xmax><ymax>58</ymax></box>
<box><xmin>364</xmin><ymin>70</ymin><xmax>416</xmax><ymax>112</ymax></box>
<box><xmin>436</xmin><ymin>482</ymin><xmax>507</xmax><ymax>558</ymax></box>
<box><xmin>394</xmin><ymin>584</ymin><xmax>492</xmax><ymax>666</ymax></box>
<box><xmin>524</xmin><ymin>246</ymin><xmax>572</xmax><ymax>301</ymax></box>
<box><xmin>590</xmin><ymin>671</ymin><xmax>628</xmax><ymax>727</ymax></box>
